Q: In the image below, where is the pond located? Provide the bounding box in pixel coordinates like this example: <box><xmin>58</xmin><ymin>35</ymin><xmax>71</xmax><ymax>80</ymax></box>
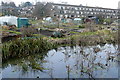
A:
<box><xmin>2</xmin><ymin>44</ymin><xmax>119</xmax><ymax>78</ymax></box>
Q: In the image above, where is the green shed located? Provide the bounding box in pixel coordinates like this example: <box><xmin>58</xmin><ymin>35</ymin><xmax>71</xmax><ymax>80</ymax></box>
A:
<box><xmin>17</xmin><ymin>18</ymin><xmax>29</xmax><ymax>28</ymax></box>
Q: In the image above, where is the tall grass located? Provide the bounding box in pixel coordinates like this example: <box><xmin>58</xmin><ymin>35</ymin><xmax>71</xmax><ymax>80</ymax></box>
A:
<box><xmin>2</xmin><ymin>37</ymin><xmax>56</xmax><ymax>60</ymax></box>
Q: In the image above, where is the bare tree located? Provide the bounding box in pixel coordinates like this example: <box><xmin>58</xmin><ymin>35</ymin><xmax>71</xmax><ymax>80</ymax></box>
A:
<box><xmin>2</xmin><ymin>2</ymin><xmax>16</xmax><ymax>7</ymax></box>
<box><xmin>2</xmin><ymin>1</ymin><xmax>18</xmax><ymax>16</ymax></box>
<box><xmin>33</xmin><ymin>2</ymin><xmax>46</xmax><ymax>19</ymax></box>
<box><xmin>43</xmin><ymin>3</ymin><xmax>53</xmax><ymax>17</ymax></box>
<box><xmin>32</xmin><ymin>2</ymin><xmax>54</xmax><ymax>19</ymax></box>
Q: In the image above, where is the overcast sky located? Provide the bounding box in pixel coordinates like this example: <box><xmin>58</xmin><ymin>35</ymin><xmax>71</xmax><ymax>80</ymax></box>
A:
<box><xmin>1</xmin><ymin>0</ymin><xmax>120</xmax><ymax>9</ymax></box>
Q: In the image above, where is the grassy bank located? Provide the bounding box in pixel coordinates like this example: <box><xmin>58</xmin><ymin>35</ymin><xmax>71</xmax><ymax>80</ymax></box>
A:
<box><xmin>47</xmin><ymin>30</ymin><xmax>117</xmax><ymax>46</ymax></box>
<box><xmin>2</xmin><ymin>29</ymin><xmax>117</xmax><ymax>60</ymax></box>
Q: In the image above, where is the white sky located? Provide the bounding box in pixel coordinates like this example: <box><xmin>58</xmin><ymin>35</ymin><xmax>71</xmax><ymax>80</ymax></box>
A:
<box><xmin>1</xmin><ymin>0</ymin><xmax>120</xmax><ymax>9</ymax></box>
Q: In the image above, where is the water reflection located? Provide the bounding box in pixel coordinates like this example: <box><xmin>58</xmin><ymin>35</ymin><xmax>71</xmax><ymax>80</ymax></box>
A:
<box><xmin>2</xmin><ymin>44</ymin><xmax>119</xmax><ymax>78</ymax></box>
<box><xmin>2</xmin><ymin>53</ymin><xmax>48</xmax><ymax>78</ymax></box>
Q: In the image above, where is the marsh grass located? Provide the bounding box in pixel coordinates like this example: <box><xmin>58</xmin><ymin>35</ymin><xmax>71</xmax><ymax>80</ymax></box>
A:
<box><xmin>2</xmin><ymin>37</ymin><xmax>56</xmax><ymax>60</ymax></box>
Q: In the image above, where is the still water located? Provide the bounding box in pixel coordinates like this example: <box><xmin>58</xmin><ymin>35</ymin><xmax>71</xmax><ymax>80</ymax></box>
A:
<box><xmin>2</xmin><ymin>44</ymin><xmax>119</xmax><ymax>78</ymax></box>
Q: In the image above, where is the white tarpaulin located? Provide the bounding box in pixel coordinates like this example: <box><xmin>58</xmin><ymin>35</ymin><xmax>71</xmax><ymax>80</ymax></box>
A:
<box><xmin>74</xmin><ymin>18</ymin><xmax>81</xmax><ymax>21</ymax></box>
<box><xmin>0</xmin><ymin>16</ymin><xmax>18</xmax><ymax>26</ymax></box>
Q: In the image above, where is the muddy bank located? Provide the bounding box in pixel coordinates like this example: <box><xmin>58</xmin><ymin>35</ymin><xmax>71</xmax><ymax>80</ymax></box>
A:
<box><xmin>39</xmin><ymin>30</ymin><xmax>53</xmax><ymax>36</ymax></box>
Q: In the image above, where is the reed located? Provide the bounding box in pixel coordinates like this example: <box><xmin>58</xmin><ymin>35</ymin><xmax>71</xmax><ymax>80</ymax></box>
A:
<box><xmin>2</xmin><ymin>37</ymin><xmax>56</xmax><ymax>60</ymax></box>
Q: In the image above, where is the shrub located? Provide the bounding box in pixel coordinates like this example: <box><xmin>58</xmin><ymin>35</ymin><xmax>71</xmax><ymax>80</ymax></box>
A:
<box><xmin>21</xmin><ymin>26</ymin><xmax>37</xmax><ymax>37</ymax></box>
<box><xmin>79</xmin><ymin>25</ymin><xmax>85</xmax><ymax>28</ymax></box>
